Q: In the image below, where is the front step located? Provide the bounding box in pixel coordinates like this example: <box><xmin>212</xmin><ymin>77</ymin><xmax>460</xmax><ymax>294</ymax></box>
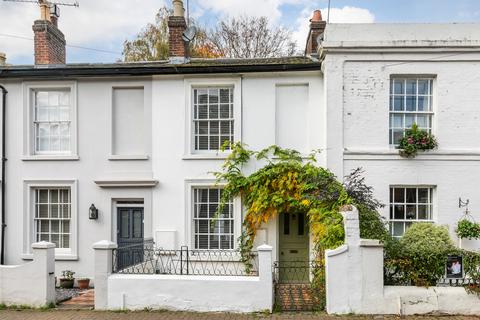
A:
<box><xmin>275</xmin><ymin>283</ymin><xmax>315</xmax><ymax>311</ymax></box>
<box><xmin>57</xmin><ymin>289</ymin><xmax>94</xmax><ymax>309</ymax></box>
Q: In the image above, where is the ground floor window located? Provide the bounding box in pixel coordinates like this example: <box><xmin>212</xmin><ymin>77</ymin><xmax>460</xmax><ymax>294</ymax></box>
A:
<box><xmin>193</xmin><ymin>187</ymin><xmax>234</xmax><ymax>249</ymax></box>
<box><xmin>389</xmin><ymin>186</ymin><xmax>433</xmax><ymax>237</ymax></box>
<box><xmin>34</xmin><ymin>188</ymin><xmax>71</xmax><ymax>249</ymax></box>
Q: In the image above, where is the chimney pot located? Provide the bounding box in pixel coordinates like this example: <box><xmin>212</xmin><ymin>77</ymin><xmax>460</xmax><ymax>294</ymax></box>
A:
<box><xmin>305</xmin><ymin>9</ymin><xmax>326</xmax><ymax>56</ymax></box>
<box><xmin>0</xmin><ymin>53</ymin><xmax>6</xmax><ymax>66</ymax></box>
<box><xmin>311</xmin><ymin>10</ymin><xmax>322</xmax><ymax>22</ymax></box>
<box><xmin>172</xmin><ymin>0</ymin><xmax>185</xmax><ymax>17</ymax></box>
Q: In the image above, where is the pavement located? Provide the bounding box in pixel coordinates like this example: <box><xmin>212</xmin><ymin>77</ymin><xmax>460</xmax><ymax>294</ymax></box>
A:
<box><xmin>0</xmin><ymin>310</ymin><xmax>480</xmax><ymax>320</ymax></box>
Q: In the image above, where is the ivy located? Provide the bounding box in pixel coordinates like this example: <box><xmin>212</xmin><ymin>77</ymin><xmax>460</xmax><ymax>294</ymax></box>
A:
<box><xmin>398</xmin><ymin>123</ymin><xmax>437</xmax><ymax>158</ymax></box>
<box><xmin>213</xmin><ymin>143</ymin><xmax>387</xmax><ymax>306</ymax></box>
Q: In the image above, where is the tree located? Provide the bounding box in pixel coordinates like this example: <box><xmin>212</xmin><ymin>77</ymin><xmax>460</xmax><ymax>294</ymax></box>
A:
<box><xmin>123</xmin><ymin>9</ymin><xmax>297</xmax><ymax>61</ymax></box>
<box><xmin>122</xmin><ymin>7</ymin><xmax>218</xmax><ymax>62</ymax></box>
<box><xmin>208</xmin><ymin>16</ymin><xmax>297</xmax><ymax>59</ymax></box>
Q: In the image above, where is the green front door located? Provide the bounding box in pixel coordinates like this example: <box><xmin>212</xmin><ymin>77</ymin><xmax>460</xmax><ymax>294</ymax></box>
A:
<box><xmin>278</xmin><ymin>212</ymin><xmax>309</xmax><ymax>283</ymax></box>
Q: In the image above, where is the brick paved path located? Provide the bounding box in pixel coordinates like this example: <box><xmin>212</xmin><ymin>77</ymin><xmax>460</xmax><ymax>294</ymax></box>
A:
<box><xmin>0</xmin><ymin>310</ymin><xmax>480</xmax><ymax>320</ymax></box>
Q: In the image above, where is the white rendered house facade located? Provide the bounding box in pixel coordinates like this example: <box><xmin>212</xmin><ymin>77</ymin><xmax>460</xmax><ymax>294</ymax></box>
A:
<box><xmin>321</xmin><ymin>23</ymin><xmax>480</xmax><ymax>251</ymax></box>
<box><xmin>0</xmin><ymin>62</ymin><xmax>323</xmax><ymax>277</ymax></box>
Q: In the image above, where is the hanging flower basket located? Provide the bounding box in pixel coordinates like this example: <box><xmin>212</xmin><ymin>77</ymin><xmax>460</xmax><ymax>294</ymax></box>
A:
<box><xmin>457</xmin><ymin>218</ymin><xmax>480</xmax><ymax>240</ymax></box>
<box><xmin>398</xmin><ymin>123</ymin><xmax>437</xmax><ymax>158</ymax></box>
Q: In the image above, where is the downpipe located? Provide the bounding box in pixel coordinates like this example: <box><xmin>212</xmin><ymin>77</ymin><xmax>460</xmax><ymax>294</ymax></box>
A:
<box><xmin>0</xmin><ymin>84</ymin><xmax>7</xmax><ymax>265</ymax></box>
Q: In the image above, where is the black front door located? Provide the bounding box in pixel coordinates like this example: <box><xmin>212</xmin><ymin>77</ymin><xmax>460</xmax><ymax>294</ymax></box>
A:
<box><xmin>116</xmin><ymin>207</ymin><xmax>144</xmax><ymax>270</ymax></box>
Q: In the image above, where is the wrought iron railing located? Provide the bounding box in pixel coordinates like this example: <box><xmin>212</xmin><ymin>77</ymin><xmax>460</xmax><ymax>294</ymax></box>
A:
<box><xmin>112</xmin><ymin>242</ymin><xmax>259</xmax><ymax>276</ymax></box>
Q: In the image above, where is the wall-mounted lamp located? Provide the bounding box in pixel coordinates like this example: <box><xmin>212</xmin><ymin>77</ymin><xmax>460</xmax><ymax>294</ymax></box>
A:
<box><xmin>89</xmin><ymin>204</ymin><xmax>99</xmax><ymax>220</ymax></box>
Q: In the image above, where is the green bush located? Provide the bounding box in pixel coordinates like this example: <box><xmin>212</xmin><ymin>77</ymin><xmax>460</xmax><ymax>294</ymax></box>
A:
<box><xmin>385</xmin><ymin>223</ymin><xmax>455</xmax><ymax>286</ymax></box>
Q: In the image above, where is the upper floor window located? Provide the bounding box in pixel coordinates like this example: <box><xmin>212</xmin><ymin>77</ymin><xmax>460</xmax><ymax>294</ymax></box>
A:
<box><xmin>192</xmin><ymin>87</ymin><xmax>234</xmax><ymax>151</ymax></box>
<box><xmin>389</xmin><ymin>78</ymin><xmax>433</xmax><ymax>145</ymax></box>
<box><xmin>389</xmin><ymin>186</ymin><xmax>433</xmax><ymax>238</ymax></box>
<box><xmin>33</xmin><ymin>89</ymin><xmax>71</xmax><ymax>154</ymax></box>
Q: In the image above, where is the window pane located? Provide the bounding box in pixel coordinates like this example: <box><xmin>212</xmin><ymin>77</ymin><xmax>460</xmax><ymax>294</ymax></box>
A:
<box><xmin>394</xmin><ymin>188</ymin><xmax>405</xmax><ymax>203</ymax></box>
<box><xmin>417</xmin><ymin>96</ymin><xmax>429</xmax><ymax>111</ymax></box>
<box><xmin>405</xmin><ymin>96</ymin><xmax>416</xmax><ymax>111</ymax></box>
<box><xmin>417</xmin><ymin>115</ymin><xmax>429</xmax><ymax>128</ymax></box>
<box><xmin>405</xmin><ymin>114</ymin><xmax>415</xmax><ymax>128</ymax></box>
<box><xmin>394</xmin><ymin>205</ymin><xmax>405</xmax><ymax>219</ymax></box>
<box><xmin>406</xmin><ymin>188</ymin><xmax>417</xmax><ymax>203</ymax></box>
<box><xmin>418</xmin><ymin>189</ymin><xmax>429</xmax><ymax>203</ymax></box>
<box><xmin>406</xmin><ymin>205</ymin><xmax>416</xmax><ymax>219</ymax></box>
<box><xmin>394</xmin><ymin>80</ymin><xmax>404</xmax><ymax>94</ymax></box>
<box><xmin>406</xmin><ymin>79</ymin><xmax>417</xmax><ymax>94</ymax></box>
<box><xmin>393</xmin><ymin>96</ymin><xmax>404</xmax><ymax>111</ymax></box>
<box><xmin>392</xmin><ymin>222</ymin><xmax>404</xmax><ymax>237</ymax></box>
<box><xmin>417</xmin><ymin>80</ymin><xmax>429</xmax><ymax>95</ymax></box>
<box><xmin>418</xmin><ymin>205</ymin><xmax>428</xmax><ymax>220</ymax></box>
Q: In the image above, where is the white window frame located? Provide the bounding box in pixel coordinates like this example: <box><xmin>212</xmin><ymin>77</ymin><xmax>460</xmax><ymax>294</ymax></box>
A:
<box><xmin>22</xmin><ymin>180</ymin><xmax>78</xmax><ymax>260</ymax></box>
<box><xmin>184</xmin><ymin>78</ymin><xmax>242</xmax><ymax>159</ymax></box>
<box><xmin>388</xmin><ymin>185</ymin><xmax>435</xmax><ymax>238</ymax></box>
<box><xmin>23</xmin><ymin>82</ymin><xmax>78</xmax><ymax>160</ymax></box>
<box><xmin>389</xmin><ymin>77</ymin><xmax>435</xmax><ymax>146</ymax></box>
<box><xmin>185</xmin><ymin>179</ymin><xmax>242</xmax><ymax>250</ymax></box>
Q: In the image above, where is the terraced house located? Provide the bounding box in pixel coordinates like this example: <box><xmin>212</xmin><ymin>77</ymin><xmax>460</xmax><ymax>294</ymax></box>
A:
<box><xmin>0</xmin><ymin>0</ymin><xmax>480</xmax><ymax>314</ymax></box>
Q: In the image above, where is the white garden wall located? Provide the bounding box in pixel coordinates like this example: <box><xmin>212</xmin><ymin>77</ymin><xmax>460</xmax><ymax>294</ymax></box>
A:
<box><xmin>94</xmin><ymin>241</ymin><xmax>274</xmax><ymax>312</ymax></box>
<box><xmin>0</xmin><ymin>242</ymin><xmax>55</xmax><ymax>307</ymax></box>
<box><xmin>325</xmin><ymin>206</ymin><xmax>480</xmax><ymax>315</ymax></box>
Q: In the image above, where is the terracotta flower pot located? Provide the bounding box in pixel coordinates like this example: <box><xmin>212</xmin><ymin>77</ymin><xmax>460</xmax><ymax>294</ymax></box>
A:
<box><xmin>59</xmin><ymin>278</ymin><xmax>74</xmax><ymax>289</ymax></box>
<box><xmin>77</xmin><ymin>279</ymin><xmax>90</xmax><ymax>290</ymax></box>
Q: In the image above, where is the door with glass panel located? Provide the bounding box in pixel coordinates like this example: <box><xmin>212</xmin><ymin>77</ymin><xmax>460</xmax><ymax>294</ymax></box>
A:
<box><xmin>116</xmin><ymin>207</ymin><xmax>144</xmax><ymax>270</ymax></box>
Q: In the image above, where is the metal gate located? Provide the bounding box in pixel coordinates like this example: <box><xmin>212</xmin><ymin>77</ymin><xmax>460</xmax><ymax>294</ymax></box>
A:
<box><xmin>273</xmin><ymin>261</ymin><xmax>322</xmax><ymax>311</ymax></box>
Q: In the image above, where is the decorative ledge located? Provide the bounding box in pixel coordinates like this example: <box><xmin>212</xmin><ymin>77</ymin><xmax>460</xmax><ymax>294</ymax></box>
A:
<box><xmin>344</xmin><ymin>149</ymin><xmax>480</xmax><ymax>161</ymax></box>
<box><xmin>108</xmin><ymin>155</ymin><xmax>149</xmax><ymax>161</ymax></box>
<box><xmin>94</xmin><ymin>179</ymin><xmax>158</xmax><ymax>188</ymax></box>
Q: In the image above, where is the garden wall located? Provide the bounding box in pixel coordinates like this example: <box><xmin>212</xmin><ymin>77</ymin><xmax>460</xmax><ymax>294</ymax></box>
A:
<box><xmin>326</xmin><ymin>206</ymin><xmax>480</xmax><ymax>315</ymax></box>
<box><xmin>93</xmin><ymin>241</ymin><xmax>274</xmax><ymax>312</ymax></box>
<box><xmin>0</xmin><ymin>242</ymin><xmax>56</xmax><ymax>307</ymax></box>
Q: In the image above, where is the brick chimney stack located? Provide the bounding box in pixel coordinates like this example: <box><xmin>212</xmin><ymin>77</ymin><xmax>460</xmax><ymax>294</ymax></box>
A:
<box><xmin>168</xmin><ymin>0</ymin><xmax>187</xmax><ymax>63</ymax></box>
<box><xmin>32</xmin><ymin>1</ymin><xmax>66</xmax><ymax>65</ymax></box>
<box><xmin>305</xmin><ymin>10</ymin><xmax>326</xmax><ymax>56</ymax></box>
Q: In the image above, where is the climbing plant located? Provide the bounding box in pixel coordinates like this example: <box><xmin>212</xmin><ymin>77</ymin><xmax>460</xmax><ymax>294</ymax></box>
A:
<box><xmin>213</xmin><ymin>143</ymin><xmax>387</xmax><ymax>308</ymax></box>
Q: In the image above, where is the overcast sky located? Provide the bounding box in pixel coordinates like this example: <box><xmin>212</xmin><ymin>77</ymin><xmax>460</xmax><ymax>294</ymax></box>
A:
<box><xmin>1</xmin><ymin>0</ymin><xmax>480</xmax><ymax>65</ymax></box>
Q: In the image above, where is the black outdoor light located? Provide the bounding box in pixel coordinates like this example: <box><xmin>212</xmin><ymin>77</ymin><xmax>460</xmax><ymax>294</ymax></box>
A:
<box><xmin>89</xmin><ymin>204</ymin><xmax>99</xmax><ymax>220</ymax></box>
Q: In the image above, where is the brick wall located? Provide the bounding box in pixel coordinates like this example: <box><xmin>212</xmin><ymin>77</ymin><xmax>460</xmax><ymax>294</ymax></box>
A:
<box><xmin>32</xmin><ymin>20</ymin><xmax>66</xmax><ymax>65</ymax></box>
<box><xmin>168</xmin><ymin>16</ymin><xmax>187</xmax><ymax>58</ymax></box>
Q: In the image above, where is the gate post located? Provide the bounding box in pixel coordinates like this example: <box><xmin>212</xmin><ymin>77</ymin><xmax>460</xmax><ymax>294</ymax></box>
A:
<box><xmin>93</xmin><ymin>240</ymin><xmax>117</xmax><ymax>310</ymax></box>
<box><xmin>258</xmin><ymin>244</ymin><xmax>274</xmax><ymax>312</ymax></box>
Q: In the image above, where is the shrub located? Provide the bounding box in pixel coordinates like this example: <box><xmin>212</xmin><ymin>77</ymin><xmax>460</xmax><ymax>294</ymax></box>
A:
<box><xmin>385</xmin><ymin>223</ymin><xmax>455</xmax><ymax>286</ymax></box>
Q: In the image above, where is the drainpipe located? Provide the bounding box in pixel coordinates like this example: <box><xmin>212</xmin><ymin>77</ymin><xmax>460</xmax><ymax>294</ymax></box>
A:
<box><xmin>0</xmin><ymin>84</ymin><xmax>7</xmax><ymax>265</ymax></box>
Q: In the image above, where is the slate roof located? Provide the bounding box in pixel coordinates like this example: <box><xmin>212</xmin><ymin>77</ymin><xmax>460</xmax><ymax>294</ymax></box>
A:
<box><xmin>0</xmin><ymin>56</ymin><xmax>320</xmax><ymax>79</ymax></box>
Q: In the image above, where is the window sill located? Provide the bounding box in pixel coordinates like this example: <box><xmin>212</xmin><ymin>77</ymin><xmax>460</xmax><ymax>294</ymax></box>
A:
<box><xmin>182</xmin><ymin>153</ymin><xmax>230</xmax><ymax>160</ymax></box>
<box><xmin>108</xmin><ymin>155</ymin><xmax>149</xmax><ymax>161</ymax></box>
<box><xmin>21</xmin><ymin>253</ymin><xmax>79</xmax><ymax>261</ymax></box>
<box><xmin>22</xmin><ymin>155</ymin><xmax>80</xmax><ymax>161</ymax></box>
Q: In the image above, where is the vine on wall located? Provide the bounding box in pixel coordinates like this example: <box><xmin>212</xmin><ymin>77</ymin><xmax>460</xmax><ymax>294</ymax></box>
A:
<box><xmin>213</xmin><ymin>143</ymin><xmax>387</xmax><ymax>307</ymax></box>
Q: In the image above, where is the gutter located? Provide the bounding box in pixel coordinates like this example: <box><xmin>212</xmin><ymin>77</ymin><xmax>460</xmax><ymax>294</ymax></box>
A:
<box><xmin>0</xmin><ymin>62</ymin><xmax>321</xmax><ymax>80</ymax></box>
<box><xmin>0</xmin><ymin>84</ymin><xmax>6</xmax><ymax>265</ymax></box>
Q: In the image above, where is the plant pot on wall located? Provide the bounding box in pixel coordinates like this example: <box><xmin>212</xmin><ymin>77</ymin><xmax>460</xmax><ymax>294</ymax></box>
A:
<box><xmin>77</xmin><ymin>278</ymin><xmax>90</xmax><ymax>290</ymax></box>
<box><xmin>59</xmin><ymin>278</ymin><xmax>74</xmax><ymax>289</ymax></box>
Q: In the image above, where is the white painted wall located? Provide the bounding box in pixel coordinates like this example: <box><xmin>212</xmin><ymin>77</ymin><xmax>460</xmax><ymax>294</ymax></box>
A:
<box><xmin>0</xmin><ymin>78</ymin><xmax>154</xmax><ymax>278</ymax></box>
<box><xmin>94</xmin><ymin>241</ymin><xmax>274</xmax><ymax>312</ymax></box>
<box><xmin>0</xmin><ymin>242</ymin><xmax>56</xmax><ymax>307</ymax></box>
<box><xmin>0</xmin><ymin>70</ymin><xmax>322</xmax><ymax>279</ymax></box>
<box><xmin>322</xmin><ymin>29</ymin><xmax>480</xmax><ymax>249</ymax></box>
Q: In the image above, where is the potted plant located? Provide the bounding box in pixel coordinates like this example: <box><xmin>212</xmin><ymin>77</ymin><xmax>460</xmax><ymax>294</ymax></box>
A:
<box><xmin>77</xmin><ymin>277</ymin><xmax>90</xmax><ymax>290</ymax></box>
<box><xmin>398</xmin><ymin>123</ymin><xmax>437</xmax><ymax>158</ymax></box>
<box><xmin>59</xmin><ymin>270</ymin><xmax>75</xmax><ymax>289</ymax></box>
